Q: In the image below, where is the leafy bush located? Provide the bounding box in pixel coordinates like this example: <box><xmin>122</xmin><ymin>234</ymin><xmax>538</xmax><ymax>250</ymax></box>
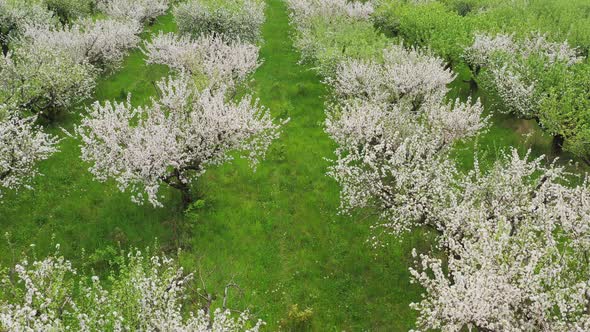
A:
<box><xmin>279</xmin><ymin>304</ymin><xmax>313</xmax><ymax>331</ymax></box>
<box><xmin>288</xmin><ymin>0</ymin><xmax>389</xmax><ymax>77</ymax></box>
<box><xmin>97</xmin><ymin>0</ymin><xmax>170</xmax><ymax>24</ymax></box>
<box><xmin>294</xmin><ymin>16</ymin><xmax>389</xmax><ymax>76</ymax></box>
<box><xmin>44</xmin><ymin>0</ymin><xmax>93</xmax><ymax>23</ymax></box>
<box><xmin>373</xmin><ymin>1</ymin><xmax>491</xmax><ymax>68</ymax></box>
<box><xmin>540</xmin><ymin>63</ymin><xmax>590</xmax><ymax>163</ymax></box>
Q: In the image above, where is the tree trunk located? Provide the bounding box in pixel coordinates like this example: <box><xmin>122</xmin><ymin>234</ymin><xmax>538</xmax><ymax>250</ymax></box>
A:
<box><xmin>551</xmin><ymin>134</ymin><xmax>564</xmax><ymax>155</ymax></box>
<box><xmin>162</xmin><ymin>171</ymin><xmax>193</xmax><ymax>209</ymax></box>
<box><xmin>468</xmin><ymin>77</ymin><xmax>478</xmax><ymax>92</ymax></box>
<box><xmin>179</xmin><ymin>184</ymin><xmax>192</xmax><ymax>209</ymax></box>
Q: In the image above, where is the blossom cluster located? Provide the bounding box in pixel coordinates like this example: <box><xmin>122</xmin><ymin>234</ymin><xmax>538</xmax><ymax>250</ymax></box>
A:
<box><xmin>0</xmin><ymin>247</ymin><xmax>264</xmax><ymax>331</ymax></box>
<box><xmin>0</xmin><ymin>105</ymin><xmax>60</xmax><ymax>199</ymax></box>
<box><xmin>410</xmin><ymin>150</ymin><xmax>590</xmax><ymax>331</ymax></box>
<box><xmin>0</xmin><ymin>0</ymin><xmax>55</xmax><ymax>45</ymax></box>
<box><xmin>77</xmin><ymin>74</ymin><xmax>284</xmax><ymax>207</ymax></box>
<box><xmin>96</xmin><ymin>0</ymin><xmax>169</xmax><ymax>24</ymax></box>
<box><xmin>143</xmin><ymin>32</ymin><xmax>261</xmax><ymax>89</ymax></box>
<box><xmin>465</xmin><ymin>32</ymin><xmax>582</xmax><ymax>70</ymax></box>
<box><xmin>0</xmin><ymin>46</ymin><xmax>97</xmax><ymax>117</ymax></box>
<box><xmin>325</xmin><ymin>45</ymin><xmax>485</xmax><ymax>234</ymax></box>
<box><xmin>174</xmin><ymin>0</ymin><xmax>265</xmax><ymax>43</ymax></box>
<box><xmin>464</xmin><ymin>32</ymin><xmax>582</xmax><ymax>119</ymax></box>
<box><xmin>287</xmin><ymin>0</ymin><xmax>374</xmax><ymax>28</ymax></box>
<box><xmin>20</xmin><ymin>18</ymin><xmax>141</xmax><ymax>71</ymax></box>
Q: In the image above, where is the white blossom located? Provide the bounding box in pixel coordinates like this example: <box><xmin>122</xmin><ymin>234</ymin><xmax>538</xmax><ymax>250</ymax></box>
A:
<box><xmin>143</xmin><ymin>32</ymin><xmax>260</xmax><ymax>88</ymax></box>
<box><xmin>76</xmin><ymin>74</ymin><xmax>285</xmax><ymax>207</ymax></box>
<box><xmin>410</xmin><ymin>150</ymin><xmax>590</xmax><ymax>332</ymax></box>
<box><xmin>0</xmin><ymin>46</ymin><xmax>96</xmax><ymax>117</ymax></box>
<box><xmin>287</xmin><ymin>0</ymin><xmax>374</xmax><ymax>29</ymax></box>
<box><xmin>0</xmin><ymin>106</ymin><xmax>59</xmax><ymax>199</ymax></box>
<box><xmin>97</xmin><ymin>0</ymin><xmax>169</xmax><ymax>24</ymax></box>
<box><xmin>521</xmin><ymin>33</ymin><xmax>582</xmax><ymax>66</ymax></box>
<box><xmin>325</xmin><ymin>45</ymin><xmax>485</xmax><ymax>236</ymax></box>
<box><xmin>487</xmin><ymin>63</ymin><xmax>538</xmax><ymax>118</ymax></box>
<box><xmin>465</xmin><ymin>32</ymin><xmax>581</xmax><ymax>71</ymax></box>
<box><xmin>20</xmin><ymin>18</ymin><xmax>141</xmax><ymax>70</ymax></box>
<box><xmin>0</xmin><ymin>0</ymin><xmax>55</xmax><ymax>45</ymax></box>
<box><xmin>463</xmin><ymin>33</ymin><xmax>516</xmax><ymax>72</ymax></box>
<box><xmin>0</xmin><ymin>248</ymin><xmax>264</xmax><ymax>331</ymax></box>
<box><xmin>464</xmin><ymin>32</ymin><xmax>582</xmax><ymax>119</ymax></box>
<box><xmin>0</xmin><ymin>255</ymin><xmax>75</xmax><ymax>331</ymax></box>
<box><xmin>329</xmin><ymin>44</ymin><xmax>456</xmax><ymax>110</ymax></box>
<box><xmin>174</xmin><ymin>0</ymin><xmax>265</xmax><ymax>43</ymax></box>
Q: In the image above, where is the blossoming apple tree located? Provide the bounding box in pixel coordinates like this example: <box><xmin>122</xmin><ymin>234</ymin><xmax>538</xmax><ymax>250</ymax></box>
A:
<box><xmin>0</xmin><ymin>104</ymin><xmax>59</xmax><ymax>198</ymax></box>
<box><xmin>0</xmin><ymin>246</ymin><xmax>264</xmax><ymax>331</ymax></box>
<box><xmin>326</xmin><ymin>45</ymin><xmax>485</xmax><ymax>235</ymax></box>
<box><xmin>410</xmin><ymin>150</ymin><xmax>590</xmax><ymax>331</ymax></box>
<box><xmin>143</xmin><ymin>32</ymin><xmax>260</xmax><ymax>89</ymax></box>
<box><xmin>76</xmin><ymin>75</ymin><xmax>285</xmax><ymax>207</ymax></box>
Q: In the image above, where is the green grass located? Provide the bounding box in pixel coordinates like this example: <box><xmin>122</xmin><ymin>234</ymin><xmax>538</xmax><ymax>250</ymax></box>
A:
<box><xmin>182</xmin><ymin>0</ymin><xmax>429</xmax><ymax>329</ymax></box>
<box><xmin>0</xmin><ymin>1</ymin><xmax>428</xmax><ymax>330</ymax></box>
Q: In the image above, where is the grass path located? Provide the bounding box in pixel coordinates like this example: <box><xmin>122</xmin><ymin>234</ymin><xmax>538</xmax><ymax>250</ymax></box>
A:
<box><xmin>0</xmin><ymin>1</ymin><xmax>427</xmax><ymax>330</ymax></box>
<box><xmin>184</xmin><ymin>0</ymin><xmax>427</xmax><ymax>329</ymax></box>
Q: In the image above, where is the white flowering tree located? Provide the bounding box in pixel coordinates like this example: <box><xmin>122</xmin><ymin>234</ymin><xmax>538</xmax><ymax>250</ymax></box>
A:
<box><xmin>0</xmin><ymin>46</ymin><xmax>96</xmax><ymax>120</ymax></box>
<box><xmin>287</xmin><ymin>0</ymin><xmax>374</xmax><ymax>29</ymax></box>
<box><xmin>410</xmin><ymin>150</ymin><xmax>590</xmax><ymax>332</ymax></box>
<box><xmin>174</xmin><ymin>0</ymin><xmax>265</xmax><ymax>43</ymax></box>
<box><xmin>326</xmin><ymin>45</ymin><xmax>485</xmax><ymax>236</ymax></box>
<box><xmin>0</xmin><ymin>105</ymin><xmax>60</xmax><ymax>199</ymax></box>
<box><xmin>76</xmin><ymin>74</ymin><xmax>285</xmax><ymax>207</ymax></box>
<box><xmin>329</xmin><ymin>44</ymin><xmax>456</xmax><ymax>111</ymax></box>
<box><xmin>143</xmin><ymin>32</ymin><xmax>260</xmax><ymax>89</ymax></box>
<box><xmin>464</xmin><ymin>32</ymin><xmax>583</xmax><ymax>153</ymax></box>
<box><xmin>21</xmin><ymin>18</ymin><xmax>141</xmax><ymax>71</ymax></box>
<box><xmin>97</xmin><ymin>0</ymin><xmax>169</xmax><ymax>24</ymax></box>
<box><xmin>0</xmin><ymin>246</ymin><xmax>264</xmax><ymax>331</ymax></box>
<box><xmin>0</xmin><ymin>0</ymin><xmax>55</xmax><ymax>54</ymax></box>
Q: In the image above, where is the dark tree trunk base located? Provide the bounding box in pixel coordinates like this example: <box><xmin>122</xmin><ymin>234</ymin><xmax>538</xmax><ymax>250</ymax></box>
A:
<box><xmin>551</xmin><ymin>134</ymin><xmax>565</xmax><ymax>155</ymax></box>
<box><xmin>180</xmin><ymin>188</ymin><xmax>193</xmax><ymax>209</ymax></box>
<box><xmin>468</xmin><ymin>77</ymin><xmax>478</xmax><ymax>92</ymax></box>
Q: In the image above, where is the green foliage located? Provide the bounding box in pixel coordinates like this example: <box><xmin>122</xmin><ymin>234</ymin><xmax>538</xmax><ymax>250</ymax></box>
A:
<box><xmin>294</xmin><ymin>15</ymin><xmax>390</xmax><ymax>77</ymax></box>
<box><xmin>44</xmin><ymin>0</ymin><xmax>93</xmax><ymax>23</ymax></box>
<box><xmin>174</xmin><ymin>0</ymin><xmax>265</xmax><ymax>42</ymax></box>
<box><xmin>374</xmin><ymin>1</ymin><xmax>493</xmax><ymax>67</ymax></box>
<box><xmin>540</xmin><ymin>63</ymin><xmax>590</xmax><ymax>164</ymax></box>
<box><xmin>279</xmin><ymin>304</ymin><xmax>313</xmax><ymax>331</ymax></box>
<box><xmin>374</xmin><ymin>0</ymin><xmax>590</xmax><ymax>63</ymax></box>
